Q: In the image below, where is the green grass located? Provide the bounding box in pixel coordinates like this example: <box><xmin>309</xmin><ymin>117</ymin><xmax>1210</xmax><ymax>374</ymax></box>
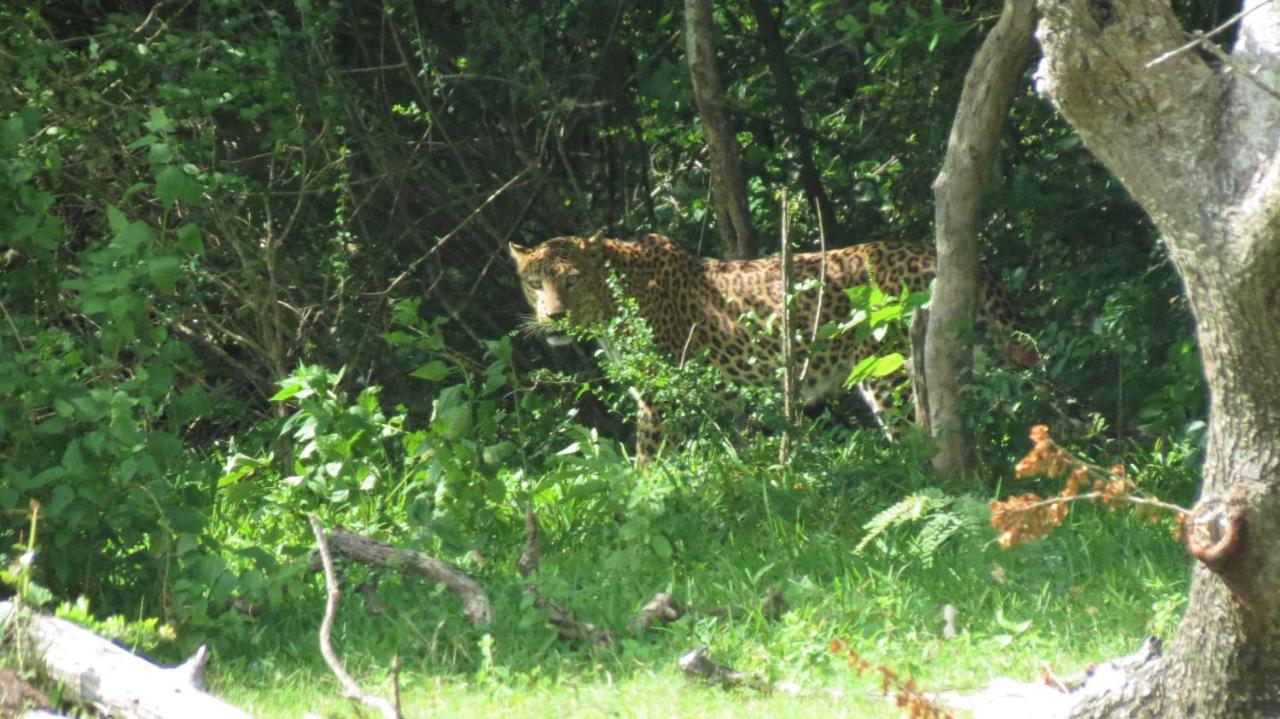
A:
<box><xmin>203</xmin><ymin>428</ymin><xmax>1192</xmax><ymax>718</ymax></box>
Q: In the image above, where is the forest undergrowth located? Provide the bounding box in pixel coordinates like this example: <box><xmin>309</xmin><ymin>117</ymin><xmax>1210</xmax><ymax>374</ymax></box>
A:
<box><xmin>0</xmin><ymin>2</ymin><xmax>1216</xmax><ymax>715</ymax></box>
<box><xmin>210</xmin><ymin>424</ymin><xmax>1195</xmax><ymax>718</ymax></box>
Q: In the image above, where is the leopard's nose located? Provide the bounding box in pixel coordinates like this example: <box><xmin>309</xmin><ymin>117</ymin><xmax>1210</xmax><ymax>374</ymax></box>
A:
<box><xmin>546</xmin><ymin>309</ymin><xmax>567</xmax><ymax>321</ymax></box>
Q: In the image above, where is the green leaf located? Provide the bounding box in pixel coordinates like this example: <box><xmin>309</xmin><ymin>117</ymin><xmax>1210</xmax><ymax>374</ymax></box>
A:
<box><xmin>870</xmin><ymin>304</ymin><xmax>902</xmax><ymax>326</ymax></box>
<box><xmin>61</xmin><ymin>440</ymin><xmax>85</xmax><ymax>473</ymax></box>
<box><xmin>270</xmin><ymin>381</ymin><xmax>303</xmax><ymax>402</ymax></box>
<box><xmin>870</xmin><ymin>352</ymin><xmax>906</xmax><ymax>377</ymax></box>
<box><xmin>845</xmin><ymin>355</ymin><xmax>879</xmax><ymax>386</ymax></box>
<box><xmin>147</xmin><ymin>142</ymin><xmax>172</xmax><ymax>164</ymax></box>
<box><xmin>381</xmin><ymin>330</ymin><xmax>413</xmax><ymax>345</ymax></box>
<box><xmin>431</xmin><ymin>385</ymin><xmax>472</xmax><ymax>440</ymax></box>
<box><xmin>106</xmin><ymin>205</ymin><xmax>128</xmax><ymax>235</ymax></box>
<box><xmin>175</xmin><ymin>223</ymin><xmax>203</xmax><ymax>254</ymax></box>
<box><xmin>145</xmin><ymin>106</ymin><xmax>174</xmax><ymax>133</ymax></box>
<box><xmin>121</xmin><ymin>182</ymin><xmax>151</xmax><ymax>202</ymax></box>
<box><xmin>108</xmin><ymin>294</ymin><xmax>136</xmax><ymax>324</ymax></box>
<box><xmin>29</xmin><ymin>465</ymin><xmax>67</xmax><ymax>489</ymax></box>
<box><xmin>147</xmin><ymin>256</ymin><xmax>181</xmax><ymax>293</ymax></box>
<box><xmin>155</xmin><ymin>166</ymin><xmax>201</xmax><ymax>208</ymax></box>
<box><xmin>411</xmin><ymin>360</ymin><xmax>450</xmax><ymax>382</ymax></box>
<box><xmin>482</xmin><ymin>440</ymin><xmax>516</xmax><ymax>465</ymax></box>
<box><xmin>649</xmin><ymin>534</ymin><xmax>673</xmax><ymax>559</ymax></box>
<box><xmin>112</xmin><ymin>217</ymin><xmax>152</xmax><ymax>254</ymax></box>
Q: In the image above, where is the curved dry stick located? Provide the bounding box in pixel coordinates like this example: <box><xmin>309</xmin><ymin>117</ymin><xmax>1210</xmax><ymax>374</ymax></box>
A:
<box><xmin>313</xmin><ymin>527</ymin><xmax>492</xmax><ymax>626</ymax></box>
<box><xmin>308</xmin><ymin>515</ymin><xmax>401</xmax><ymax>719</ymax></box>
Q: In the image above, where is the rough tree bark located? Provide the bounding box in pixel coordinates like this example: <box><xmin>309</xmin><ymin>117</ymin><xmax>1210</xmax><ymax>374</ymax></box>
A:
<box><xmin>1035</xmin><ymin>0</ymin><xmax>1280</xmax><ymax>715</ymax></box>
<box><xmin>746</xmin><ymin>0</ymin><xmax>841</xmax><ymax>243</ymax></box>
<box><xmin>927</xmin><ymin>0</ymin><xmax>1037</xmax><ymax>478</ymax></box>
<box><xmin>684</xmin><ymin>0</ymin><xmax>757</xmax><ymax>260</ymax></box>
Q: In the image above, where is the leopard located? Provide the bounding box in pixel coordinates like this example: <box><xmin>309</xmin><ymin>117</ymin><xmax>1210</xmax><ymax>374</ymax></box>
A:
<box><xmin>509</xmin><ymin>233</ymin><xmax>1037</xmax><ymax>465</ymax></box>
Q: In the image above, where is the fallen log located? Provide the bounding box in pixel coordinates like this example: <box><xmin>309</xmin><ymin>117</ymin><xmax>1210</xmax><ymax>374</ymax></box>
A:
<box><xmin>307</xmin><ymin>526</ymin><xmax>492</xmax><ymax>626</ymax></box>
<box><xmin>0</xmin><ymin>601</ymin><xmax>250</xmax><ymax>719</ymax></box>
<box><xmin>678</xmin><ymin>647</ymin><xmax>772</xmax><ymax>693</ymax></box>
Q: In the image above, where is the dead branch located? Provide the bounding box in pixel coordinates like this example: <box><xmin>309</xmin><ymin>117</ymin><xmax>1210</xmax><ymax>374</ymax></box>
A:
<box><xmin>678</xmin><ymin>647</ymin><xmax>772</xmax><ymax>693</ymax></box>
<box><xmin>523</xmin><ymin>586</ymin><xmax>615</xmax><ymax>646</ymax></box>
<box><xmin>307</xmin><ymin>525</ymin><xmax>492</xmax><ymax>626</ymax></box>
<box><xmin>307</xmin><ymin>516</ymin><xmax>401</xmax><ymax>719</ymax></box>
<box><xmin>632</xmin><ymin>587</ymin><xmax>789</xmax><ymax>634</ymax></box>
<box><xmin>632</xmin><ymin>592</ymin><xmax>685</xmax><ymax>634</ymax></box>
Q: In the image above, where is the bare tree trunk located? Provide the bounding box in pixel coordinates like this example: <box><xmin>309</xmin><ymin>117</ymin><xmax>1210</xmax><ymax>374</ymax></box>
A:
<box><xmin>927</xmin><ymin>0</ymin><xmax>1036</xmax><ymax>478</ymax></box>
<box><xmin>684</xmin><ymin>0</ymin><xmax>757</xmax><ymax>260</ymax></box>
<box><xmin>746</xmin><ymin>0</ymin><xmax>840</xmax><ymax>243</ymax></box>
<box><xmin>1036</xmin><ymin>0</ymin><xmax>1280</xmax><ymax>715</ymax></box>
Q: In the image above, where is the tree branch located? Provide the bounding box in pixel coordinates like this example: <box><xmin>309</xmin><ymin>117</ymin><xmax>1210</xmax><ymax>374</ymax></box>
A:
<box><xmin>307</xmin><ymin>516</ymin><xmax>401</xmax><ymax>719</ymax></box>
<box><xmin>1034</xmin><ymin>0</ymin><xmax>1226</xmax><ymax>233</ymax></box>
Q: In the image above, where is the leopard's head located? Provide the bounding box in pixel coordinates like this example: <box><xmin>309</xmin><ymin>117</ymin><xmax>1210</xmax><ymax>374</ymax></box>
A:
<box><xmin>508</xmin><ymin>234</ymin><xmax>611</xmax><ymax>346</ymax></box>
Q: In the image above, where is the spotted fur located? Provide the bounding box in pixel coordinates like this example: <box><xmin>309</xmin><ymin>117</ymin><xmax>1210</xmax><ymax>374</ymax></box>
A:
<box><xmin>509</xmin><ymin>233</ymin><xmax>1034</xmax><ymax>465</ymax></box>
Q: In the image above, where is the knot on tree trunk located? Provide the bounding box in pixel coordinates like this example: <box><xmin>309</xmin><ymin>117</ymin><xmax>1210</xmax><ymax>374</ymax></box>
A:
<box><xmin>1185</xmin><ymin>491</ymin><xmax>1246</xmax><ymax>573</ymax></box>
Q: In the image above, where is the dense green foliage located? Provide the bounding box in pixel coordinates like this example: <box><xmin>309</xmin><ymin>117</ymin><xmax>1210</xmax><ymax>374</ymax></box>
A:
<box><xmin>0</xmin><ymin>0</ymin><xmax>1218</xmax><ymax>713</ymax></box>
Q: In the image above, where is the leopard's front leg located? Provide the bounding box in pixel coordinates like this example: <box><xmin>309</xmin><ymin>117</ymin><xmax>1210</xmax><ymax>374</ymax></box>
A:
<box><xmin>628</xmin><ymin>387</ymin><xmax>664</xmax><ymax>468</ymax></box>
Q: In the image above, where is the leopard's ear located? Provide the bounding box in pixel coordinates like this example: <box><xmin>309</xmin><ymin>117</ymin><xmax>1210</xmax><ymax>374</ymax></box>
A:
<box><xmin>583</xmin><ymin>231</ymin><xmax>605</xmax><ymax>254</ymax></box>
<box><xmin>507</xmin><ymin>242</ymin><xmax>531</xmax><ymax>263</ymax></box>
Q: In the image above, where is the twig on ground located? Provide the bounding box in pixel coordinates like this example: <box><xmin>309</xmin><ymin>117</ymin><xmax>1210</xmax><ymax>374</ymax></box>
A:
<box><xmin>634</xmin><ymin>586</ymin><xmax>789</xmax><ymax>633</ymax></box>
<box><xmin>632</xmin><ymin>592</ymin><xmax>685</xmax><ymax>634</ymax></box>
<box><xmin>308</xmin><ymin>515</ymin><xmax>402</xmax><ymax>719</ymax></box>
<box><xmin>523</xmin><ymin>586</ymin><xmax>616</xmax><ymax>646</ymax></box>
<box><xmin>678</xmin><ymin>647</ymin><xmax>773</xmax><ymax>693</ymax></box>
<box><xmin>391</xmin><ymin>656</ymin><xmax>402</xmax><ymax>719</ymax></box>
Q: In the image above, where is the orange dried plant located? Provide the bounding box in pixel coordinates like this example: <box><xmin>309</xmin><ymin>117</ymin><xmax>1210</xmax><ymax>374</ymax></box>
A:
<box><xmin>828</xmin><ymin>640</ymin><xmax>954</xmax><ymax>719</ymax></box>
<box><xmin>991</xmin><ymin>426</ymin><xmax>1188</xmax><ymax>549</ymax></box>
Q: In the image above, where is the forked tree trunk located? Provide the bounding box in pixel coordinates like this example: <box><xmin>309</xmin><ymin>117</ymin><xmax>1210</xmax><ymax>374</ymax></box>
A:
<box><xmin>1036</xmin><ymin>0</ymin><xmax>1280</xmax><ymax>714</ymax></box>
<box><xmin>928</xmin><ymin>0</ymin><xmax>1036</xmax><ymax>478</ymax></box>
<box><xmin>684</xmin><ymin>0</ymin><xmax>757</xmax><ymax>260</ymax></box>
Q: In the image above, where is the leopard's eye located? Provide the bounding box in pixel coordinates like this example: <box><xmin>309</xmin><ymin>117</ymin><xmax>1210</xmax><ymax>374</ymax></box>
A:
<box><xmin>563</xmin><ymin>275</ymin><xmax>578</xmax><ymax>289</ymax></box>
